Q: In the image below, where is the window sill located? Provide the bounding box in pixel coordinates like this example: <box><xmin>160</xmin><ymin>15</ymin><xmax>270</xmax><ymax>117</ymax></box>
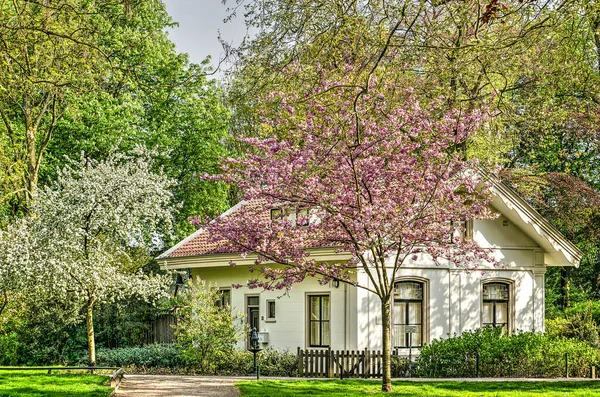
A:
<box><xmin>265</xmin><ymin>319</ymin><xmax>276</xmax><ymax>323</ymax></box>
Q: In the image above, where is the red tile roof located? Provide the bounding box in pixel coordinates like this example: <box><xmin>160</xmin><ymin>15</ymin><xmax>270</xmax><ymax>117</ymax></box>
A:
<box><xmin>158</xmin><ymin>200</ymin><xmax>267</xmax><ymax>259</ymax></box>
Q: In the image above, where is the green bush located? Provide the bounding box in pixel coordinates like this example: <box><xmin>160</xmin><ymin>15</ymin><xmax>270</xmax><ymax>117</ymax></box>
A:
<box><xmin>416</xmin><ymin>327</ymin><xmax>600</xmax><ymax>378</ymax></box>
<box><xmin>78</xmin><ymin>344</ymin><xmax>185</xmax><ymax>368</ymax></box>
<box><xmin>76</xmin><ymin>344</ymin><xmax>298</xmax><ymax>376</ymax></box>
<box><xmin>0</xmin><ymin>332</ymin><xmax>19</xmax><ymax>366</ymax></box>
<box><xmin>546</xmin><ymin>302</ymin><xmax>600</xmax><ymax>348</ymax></box>
<box><xmin>175</xmin><ymin>278</ymin><xmax>242</xmax><ymax>373</ymax></box>
<box><xmin>195</xmin><ymin>347</ymin><xmax>298</xmax><ymax>376</ymax></box>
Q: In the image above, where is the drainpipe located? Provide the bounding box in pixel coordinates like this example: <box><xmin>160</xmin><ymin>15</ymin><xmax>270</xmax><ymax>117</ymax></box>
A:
<box><xmin>448</xmin><ymin>268</ymin><xmax>452</xmax><ymax>336</ymax></box>
<box><xmin>344</xmin><ymin>282</ymin><xmax>348</xmax><ymax>350</ymax></box>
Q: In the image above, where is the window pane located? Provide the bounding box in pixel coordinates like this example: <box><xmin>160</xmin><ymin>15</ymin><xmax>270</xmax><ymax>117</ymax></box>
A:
<box><xmin>310</xmin><ymin>296</ymin><xmax>320</xmax><ymax>320</ymax></box>
<box><xmin>322</xmin><ymin>296</ymin><xmax>330</xmax><ymax>321</ymax></box>
<box><xmin>395</xmin><ymin>282</ymin><xmax>423</xmax><ymax>299</ymax></box>
<box><xmin>392</xmin><ymin>301</ymin><xmax>406</xmax><ymax>325</ymax></box>
<box><xmin>484</xmin><ymin>283</ymin><xmax>508</xmax><ymax>300</ymax></box>
<box><xmin>482</xmin><ymin>302</ymin><xmax>493</xmax><ymax>324</ymax></box>
<box><xmin>394</xmin><ymin>325</ymin><xmax>406</xmax><ymax>347</ymax></box>
<box><xmin>270</xmin><ymin>209</ymin><xmax>282</xmax><ymax>220</ymax></box>
<box><xmin>297</xmin><ymin>209</ymin><xmax>309</xmax><ymax>226</ymax></box>
<box><xmin>408</xmin><ymin>302</ymin><xmax>422</xmax><ymax>324</ymax></box>
<box><xmin>247</xmin><ymin>296</ymin><xmax>259</xmax><ymax>306</ymax></box>
<box><xmin>322</xmin><ymin>321</ymin><xmax>330</xmax><ymax>346</ymax></box>
<box><xmin>310</xmin><ymin>321</ymin><xmax>320</xmax><ymax>346</ymax></box>
<box><xmin>496</xmin><ymin>302</ymin><xmax>508</xmax><ymax>324</ymax></box>
<box><xmin>268</xmin><ymin>301</ymin><xmax>275</xmax><ymax>318</ymax></box>
<box><xmin>222</xmin><ymin>290</ymin><xmax>231</xmax><ymax>306</ymax></box>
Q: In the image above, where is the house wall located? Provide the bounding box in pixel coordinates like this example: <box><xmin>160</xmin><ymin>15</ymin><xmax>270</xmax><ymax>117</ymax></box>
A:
<box><xmin>355</xmin><ymin>216</ymin><xmax>546</xmax><ymax>351</ymax></box>
<box><xmin>190</xmin><ymin>266</ymin><xmax>356</xmax><ymax>351</ymax></box>
<box><xmin>185</xmin><ymin>216</ymin><xmax>547</xmax><ymax>352</ymax></box>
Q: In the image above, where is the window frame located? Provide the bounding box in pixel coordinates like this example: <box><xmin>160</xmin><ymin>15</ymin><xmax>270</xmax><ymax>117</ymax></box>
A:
<box><xmin>215</xmin><ymin>288</ymin><xmax>231</xmax><ymax>308</ymax></box>
<box><xmin>392</xmin><ymin>280</ymin><xmax>425</xmax><ymax>348</ymax></box>
<box><xmin>307</xmin><ymin>294</ymin><xmax>331</xmax><ymax>348</ymax></box>
<box><xmin>266</xmin><ymin>299</ymin><xmax>276</xmax><ymax>322</ymax></box>
<box><xmin>481</xmin><ymin>279</ymin><xmax>514</xmax><ymax>333</ymax></box>
<box><xmin>449</xmin><ymin>220</ymin><xmax>473</xmax><ymax>243</ymax></box>
<box><xmin>270</xmin><ymin>207</ymin><xmax>311</xmax><ymax>227</ymax></box>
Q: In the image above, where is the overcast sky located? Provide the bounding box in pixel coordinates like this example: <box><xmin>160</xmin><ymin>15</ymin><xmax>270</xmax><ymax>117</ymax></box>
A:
<box><xmin>163</xmin><ymin>0</ymin><xmax>248</xmax><ymax>76</ymax></box>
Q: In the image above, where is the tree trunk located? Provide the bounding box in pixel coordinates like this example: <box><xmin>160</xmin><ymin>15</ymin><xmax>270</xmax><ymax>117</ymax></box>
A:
<box><xmin>381</xmin><ymin>296</ymin><xmax>393</xmax><ymax>392</ymax></box>
<box><xmin>25</xmin><ymin>125</ymin><xmax>38</xmax><ymax>202</ymax></box>
<box><xmin>86</xmin><ymin>297</ymin><xmax>96</xmax><ymax>367</ymax></box>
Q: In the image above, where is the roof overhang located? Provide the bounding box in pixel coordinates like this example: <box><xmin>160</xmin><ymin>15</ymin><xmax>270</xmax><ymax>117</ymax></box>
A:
<box><xmin>158</xmin><ymin>246</ymin><xmax>352</xmax><ymax>270</ymax></box>
<box><xmin>479</xmin><ymin>169</ymin><xmax>582</xmax><ymax>267</ymax></box>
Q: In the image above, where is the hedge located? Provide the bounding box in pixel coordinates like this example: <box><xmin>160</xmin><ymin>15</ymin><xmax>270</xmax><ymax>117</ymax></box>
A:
<box><xmin>415</xmin><ymin>328</ymin><xmax>600</xmax><ymax>378</ymax></box>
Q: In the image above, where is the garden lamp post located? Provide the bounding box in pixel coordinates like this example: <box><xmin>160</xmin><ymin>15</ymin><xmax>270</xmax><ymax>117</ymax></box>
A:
<box><xmin>248</xmin><ymin>327</ymin><xmax>263</xmax><ymax>379</ymax></box>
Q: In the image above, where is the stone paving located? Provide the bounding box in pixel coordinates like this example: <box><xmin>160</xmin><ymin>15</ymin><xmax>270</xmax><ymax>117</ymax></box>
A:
<box><xmin>113</xmin><ymin>374</ymin><xmax>598</xmax><ymax>396</ymax></box>
<box><xmin>113</xmin><ymin>375</ymin><xmax>247</xmax><ymax>397</ymax></box>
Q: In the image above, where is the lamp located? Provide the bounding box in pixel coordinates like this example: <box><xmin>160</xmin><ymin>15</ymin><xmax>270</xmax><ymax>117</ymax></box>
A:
<box><xmin>248</xmin><ymin>327</ymin><xmax>263</xmax><ymax>379</ymax></box>
<box><xmin>332</xmin><ymin>280</ymin><xmax>340</xmax><ymax>288</ymax></box>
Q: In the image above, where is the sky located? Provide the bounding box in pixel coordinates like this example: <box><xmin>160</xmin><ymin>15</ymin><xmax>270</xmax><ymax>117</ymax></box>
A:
<box><xmin>163</xmin><ymin>0</ymin><xmax>248</xmax><ymax>76</ymax></box>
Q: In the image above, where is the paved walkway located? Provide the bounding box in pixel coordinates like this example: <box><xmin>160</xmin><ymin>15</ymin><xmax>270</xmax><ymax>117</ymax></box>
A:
<box><xmin>113</xmin><ymin>375</ymin><xmax>250</xmax><ymax>397</ymax></box>
<box><xmin>113</xmin><ymin>374</ymin><xmax>599</xmax><ymax>396</ymax></box>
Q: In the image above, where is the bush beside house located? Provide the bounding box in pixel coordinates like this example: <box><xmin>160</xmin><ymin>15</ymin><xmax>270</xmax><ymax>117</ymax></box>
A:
<box><xmin>416</xmin><ymin>328</ymin><xmax>599</xmax><ymax>378</ymax></box>
<box><xmin>70</xmin><ymin>329</ymin><xmax>598</xmax><ymax>378</ymax></box>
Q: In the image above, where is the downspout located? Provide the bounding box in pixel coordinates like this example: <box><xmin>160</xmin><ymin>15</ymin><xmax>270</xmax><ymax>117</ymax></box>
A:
<box><xmin>448</xmin><ymin>268</ymin><xmax>452</xmax><ymax>336</ymax></box>
<box><xmin>344</xmin><ymin>282</ymin><xmax>348</xmax><ymax>350</ymax></box>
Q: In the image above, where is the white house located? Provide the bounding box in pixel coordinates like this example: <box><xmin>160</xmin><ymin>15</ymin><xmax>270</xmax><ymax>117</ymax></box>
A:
<box><xmin>157</xmin><ymin>174</ymin><xmax>581</xmax><ymax>353</ymax></box>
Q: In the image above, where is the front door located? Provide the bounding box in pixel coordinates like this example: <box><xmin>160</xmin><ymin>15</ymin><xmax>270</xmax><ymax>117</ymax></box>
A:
<box><xmin>246</xmin><ymin>295</ymin><xmax>259</xmax><ymax>347</ymax></box>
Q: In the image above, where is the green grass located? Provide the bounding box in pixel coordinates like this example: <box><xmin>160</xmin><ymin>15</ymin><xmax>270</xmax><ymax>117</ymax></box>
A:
<box><xmin>237</xmin><ymin>379</ymin><xmax>600</xmax><ymax>396</ymax></box>
<box><xmin>0</xmin><ymin>370</ymin><xmax>113</xmax><ymax>397</ymax></box>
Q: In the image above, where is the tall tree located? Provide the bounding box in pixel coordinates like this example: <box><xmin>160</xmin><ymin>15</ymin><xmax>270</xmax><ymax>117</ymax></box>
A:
<box><xmin>0</xmin><ymin>0</ymin><xmax>231</xmax><ymax>235</ymax></box>
<box><xmin>0</xmin><ymin>148</ymin><xmax>174</xmax><ymax>366</ymax></box>
<box><xmin>207</xmin><ymin>81</ymin><xmax>497</xmax><ymax>392</ymax></box>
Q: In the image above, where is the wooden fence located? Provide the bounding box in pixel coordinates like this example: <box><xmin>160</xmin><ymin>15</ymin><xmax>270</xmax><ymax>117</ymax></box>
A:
<box><xmin>144</xmin><ymin>314</ymin><xmax>177</xmax><ymax>344</ymax></box>
<box><xmin>297</xmin><ymin>348</ymin><xmax>408</xmax><ymax>378</ymax></box>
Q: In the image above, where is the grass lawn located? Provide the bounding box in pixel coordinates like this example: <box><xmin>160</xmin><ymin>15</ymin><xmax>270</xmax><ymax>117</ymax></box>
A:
<box><xmin>237</xmin><ymin>379</ymin><xmax>600</xmax><ymax>396</ymax></box>
<box><xmin>0</xmin><ymin>370</ymin><xmax>112</xmax><ymax>397</ymax></box>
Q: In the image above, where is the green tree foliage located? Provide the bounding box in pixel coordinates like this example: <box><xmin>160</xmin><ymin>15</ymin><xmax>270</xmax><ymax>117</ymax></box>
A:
<box><xmin>0</xmin><ymin>0</ymin><xmax>231</xmax><ymax>234</ymax></box>
<box><xmin>224</xmin><ymin>0</ymin><xmax>600</xmax><ymax>328</ymax></box>
<box><xmin>175</xmin><ymin>278</ymin><xmax>243</xmax><ymax>374</ymax></box>
<box><xmin>0</xmin><ymin>148</ymin><xmax>174</xmax><ymax>366</ymax></box>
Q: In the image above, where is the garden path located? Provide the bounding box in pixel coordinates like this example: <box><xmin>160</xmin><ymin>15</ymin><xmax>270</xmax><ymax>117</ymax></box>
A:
<box><xmin>114</xmin><ymin>375</ymin><xmax>246</xmax><ymax>397</ymax></box>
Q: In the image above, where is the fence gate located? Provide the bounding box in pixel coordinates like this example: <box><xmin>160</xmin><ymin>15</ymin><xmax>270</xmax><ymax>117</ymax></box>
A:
<box><xmin>297</xmin><ymin>348</ymin><xmax>404</xmax><ymax>378</ymax></box>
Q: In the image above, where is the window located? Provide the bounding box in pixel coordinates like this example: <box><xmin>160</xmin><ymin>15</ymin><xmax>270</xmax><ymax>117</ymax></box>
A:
<box><xmin>482</xmin><ymin>282</ymin><xmax>509</xmax><ymax>331</ymax></box>
<box><xmin>270</xmin><ymin>208</ymin><xmax>282</xmax><ymax>220</ymax></box>
<box><xmin>450</xmin><ymin>220</ymin><xmax>473</xmax><ymax>243</ymax></box>
<box><xmin>266</xmin><ymin>299</ymin><xmax>276</xmax><ymax>321</ymax></box>
<box><xmin>392</xmin><ymin>281</ymin><xmax>423</xmax><ymax>348</ymax></box>
<box><xmin>308</xmin><ymin>295</ymin><xmax>330</xmax><ymax>347</ymax></box>
<box><xmin>270</xmin><ymin>207</ymin><xmax>310</xmax><ymax>226</ymax></box>
<box><xmin>296</xmin><ymin>208</ymin><xmax>309</xmax><ymax>226</ymax></box>
<box><xmin>246</xmin><ymin>295</ymin><xmax>260</xmax><ymax>347</ymax></box>
<box><xmin>215</xmin><ymin>289</ymin><xmax>231</xmax><ymax>307</ymax></box>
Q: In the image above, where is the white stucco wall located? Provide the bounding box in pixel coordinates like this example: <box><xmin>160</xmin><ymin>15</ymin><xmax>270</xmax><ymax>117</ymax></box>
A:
<box><xmin>190</xmin><ymin>266</ymin><xmax>354</xmax><ymax>351</ymax></box>
<box><xmin>185</xmin><ymin>216</ymin><xmax>550</xmax><ymax>352</ymax></box>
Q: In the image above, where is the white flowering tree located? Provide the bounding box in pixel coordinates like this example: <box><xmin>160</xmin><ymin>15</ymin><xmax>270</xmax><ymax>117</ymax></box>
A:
<box><xmin>0</xmin><ymin>148</ymin><xmax>175</xmax><ymax>366</ymax></box>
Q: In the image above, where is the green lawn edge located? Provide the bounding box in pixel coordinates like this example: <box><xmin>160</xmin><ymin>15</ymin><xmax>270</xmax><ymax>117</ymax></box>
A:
<box><xmin>236</xmin><ymin>379</ymin><xmax>600</xmax><ymax>397</ymax></box>
<box><xmin>0</xmin><ymin>370</ymin><xmax>113</xmax><ymax>397</ymax></box>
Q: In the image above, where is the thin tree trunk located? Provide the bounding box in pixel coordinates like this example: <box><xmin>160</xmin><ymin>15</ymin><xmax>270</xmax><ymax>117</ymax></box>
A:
<box><xmin>381</xmin><ymin>296</ymin><xmax>392</xmax><ymax>392</ymax></box>
<box><xmin>25</xmin><ymin>125</ymin><xmax>38</xmax><ymax>201</ymax></box>
<box><xmin>86</xmin><ymin>297</ymin><xmax>96</xmax><ymax>367</ymax></box>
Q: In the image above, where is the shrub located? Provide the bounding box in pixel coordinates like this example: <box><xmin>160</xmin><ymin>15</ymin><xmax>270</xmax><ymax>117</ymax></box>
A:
<box><xmin>546</xmin><ymin>302</ymin><xmax>600</xmax><ymax>348</ymax></box>
<box><xmin>0</xmin><ymin>332</ymin><xmax>19</xmax><ymax>366</ymax></box>
<box><xmin>415</xmin><ymin>327</ymin><xmax>600</xmax><ymax>378</ymax></box>
<box><xmin>77</xmin><ymin>344</ymin><xmax>185</xmax><ymax>368</ymax></box>
<box><xmin>175</xmin><ymin>278</ymin><xmax>243</xmax><ymax>373</ymax></box>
